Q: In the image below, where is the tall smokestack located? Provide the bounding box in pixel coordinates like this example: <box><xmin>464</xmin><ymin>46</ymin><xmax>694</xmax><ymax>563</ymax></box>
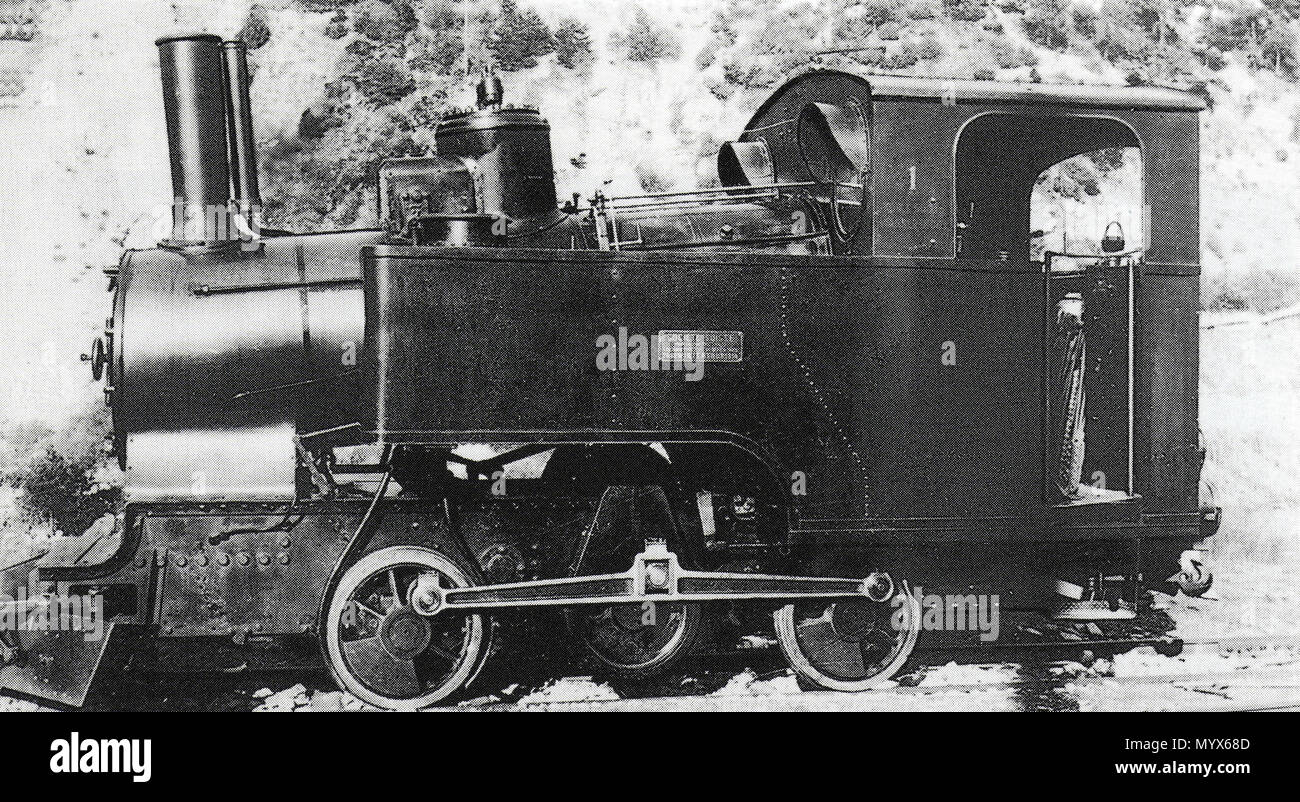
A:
<box><xmin>156</xmin><ymin>34</ymin><xmax>232</xmax><ymax>245</ymax></box>
<box><xmin>222</xmin><ymin>40</ymin><xmax>260</xmax><ymax>218</ymax></box>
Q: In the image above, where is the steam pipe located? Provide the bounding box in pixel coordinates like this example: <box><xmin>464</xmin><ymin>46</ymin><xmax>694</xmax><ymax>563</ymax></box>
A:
<box><xmin>156</xmin><ymin>34</ymin><xmax>232</xmax><ymax>244</ymax></box>
<box><xmin>221</xmin><ymin>40</ymin><xmax>261</xmax><ymax>217</ymax></box>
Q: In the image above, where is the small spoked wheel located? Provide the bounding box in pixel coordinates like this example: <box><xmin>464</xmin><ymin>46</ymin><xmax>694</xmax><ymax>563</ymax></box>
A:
<box><xmin>564</xmin><ymin>600</ymin><xmax>702</xmax><ymax>679</ymax></box>
<box><xmin>325</xmin><ymin>546</ymin><xmax>491</xmax><ymax>710</ymax></box>
<box><xmin>774</xmin><ymin>578</ymin><xmax>920</xmax><ymax>692</ymax></box>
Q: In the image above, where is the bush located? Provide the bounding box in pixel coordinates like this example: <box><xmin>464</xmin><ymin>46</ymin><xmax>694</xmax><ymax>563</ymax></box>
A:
<box><xmin>1205</xmin><ymin>9</ymin><xmax>1264</xmax><ymax>54</ymax></box>
<box><xmin>298</xmin><ymin>107</ymin><xmax>329</xmax><ymax>139</ymax></box>
<box><xmin>1198</xmin><ymin>46</ymin><xmax>1227</xmax><ymax>71</ymax></box>
<box><xmin>906</xmin><ymin>1</ymin><xmax>941</xmax><ymax>20</ymax></box>
<box><xmin>883</xmin><ymin>44</ymin><xmax>920</xmax><ymax>69</ymax></box>
<box><xmin>353</xmin><ymin>0</ymin><xmax>418</xmax><ymax>45</ymax></box>
<box><xmin>554</xmin><ymin>18</ymin><xmax>592</xmax><ymax>69</ymax></box>
<box><xmin>241</xmin><ymin>4</ymin><xmax>272</xmax><ymax>50</ymax></box>
<box><xmin>1071</xmin><ymin>7</ymin><xmax>1098</xmax><ymax>39</ymax></box>
<box><xmin>1022</xmin><ymin>0</ymin><xmax>1071</xmax><ymax>50</ymax></box>
<box><xmin>710</xmin><ymin>12</ymin><xmax>738</xmax><ymax>47</ymax></box>
<box><xmin>1187</xmin><ymin>80</ymin><xmax>1215</xmax><ymax>110</ymax></box>
<box><xmin>612</xmin><ymin>7</ymin><xmax>682</xmax><ymax>64</ymax></box>
<box><xmin>486</xmin><ymin>0</ymin><xmax>554</xmax><ymax>71</ymax></box>
<box><xmin>722</xmin><ymin>60</ymin><xmax>780</xmax><ymax>90</ymax></box>
<box><xmin>696</xmin><ymin>42</ymin><xmax>718</xmax><ymax>70</ymax></box>
<box><xmin>858</xmin><ymin>0</ymin><xmax>899</xmax><ymax>27</ymax></box>
<box><xmin>1260</xmin><ymin>20</ymin><xmax>1298</xmax><ymax>76</ymax></box>
<box><xmin>351</xmin><ymin>56</ymin><xmax>416</xmax><ymax>106</ymax></box>
<box><xmin>913</xmin><ymin>39</ymin><xmax>946</xmax><ymax>61</ymax></box>
<box><xmin>990</xmin><ymin>38</ymin><xmax>1036</xmax><ymax>68</ymax></box>
<box><xmin>423</xmin><ymin>0</ymin><xmax>460</xmax><ymax>32</ymax></box>
<box><xmin>409</xmin><ymin>30</ymin><xmax>461</xmax><ymax>73</ymax></box>
<box><xmin>2</xmin><ymin>410</ymin><xmax>121</xmax><ymax>538</ymax></box>
<box><xmin>346</xmin><ymin>38</ymin><xmax>375</xmax><ymax>59</ymax></box>
<box><xmin>325</xmin><ymin>9</ymin><xmax>349</xmax><ymax>39</ymax></box>
<box><xmin>945</xmin><ymin>0</ymin><xmax>987</xmax><ymax>22</ymax></box>
<box><xmin>1202</xmin><ymin>268</ymin><xmax>1300</xmax><ymax>313</ymax></box>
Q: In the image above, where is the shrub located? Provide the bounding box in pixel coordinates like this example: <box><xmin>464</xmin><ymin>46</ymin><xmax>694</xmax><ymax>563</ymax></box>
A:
<box><xmin>353</xmin><ymin>0</ymin><xmax>418</xmax><ymax>45</ymax></box>
<box><xmin>346</xmin><ymin>38</ymin><xmax>375</xmax><ymax>59</ymax></box>
<box><xmin>351</xmin><ymin>56</ymin><xmax>416</xmax><ymax>105</ymax></box>
<box><xmin>722</xmin><ymin>61</ymin><xmax>774</xmax><ymax>90</ymax></box>
<box><xmin>1205</xmin><ymin>10</ymin><xmax>1263</xmax><ymax>54</ymax></box>
<box><xmin>945</xmin><ymin>0</ymin><xmax>987</xmax><ymax>22</ymax></box>
<box><xmin>913</xmin><ymin>39</ymin><xmax>946</xmax><ymax>61</ymax></box>
<box><xmin>298</xmin><ymin>107</ymin><xmax>327</xmax><ymax>139</ymax></box>
<box><xmin>1071</xmin><ymin>6</ymin><xmax>1098</xmax><ymax>39</ymax></box>
<box><xmin>990</xmin><ymin>39</ymin><xmax>1036</xmax><ymax>68</ymax></box>
<box><xmin>696</xmin><ymin>42</ymin><xmax>718</xmax><ymax>70</ymax></box>
<box><xmin>486</xmin><ymin>0</ymin><xmax>554</xmax><ymax>71</ymax></box>
<box><xmin>1260</xmin><ymin>20</ymin><xmax>1298</xmax><ymax>75</ymax></box>
<box><xmin>710</xmin><ymin>12</ymin><xmax>738</xmax><ymax>47</ymax></box>
<box><xmin>1201</xmin><ymin>268</ymin><xmax>1300</xmax><ymax>313</ymax></box>
<box><xmin>554</xmin><ymin>18</ymin><xmax>593</xmax><ymax>69</ymax></box>
<box><xmin>1187</xmin><ymin>80</ymin><xmax>1215</xmax><ymax>110</ymax></box>
<box><xmin>423</xmin><ymin>0</ymin><xmax>460</xmax><ymax>32</ymax></box>
<box><xmin>241</xmin><ymin>4</ymin><xmax>272</xmax><ymax>50</ymax></box>
<box><xmin>858</xmin><ymin>0</ymin><xmax>899</xmax><ymax>27</ymax></box>
<box><xmin>1086</xmin><ymin>147</ymin><xmax>1126</xmax><ymax>172</ymax></box>
<box><xmin>612</xmin><ymin>7</ymin><xmax>682</xmax><ymax>64</ymax></box>
<box><xmin>1199</xmin><ymin>46</ymin><xmax>1227</xmax><ymax>71</ymax></box>
<box><xmin>1022</xmin><ymin>0</ymin><xmax>1071</xmax><ymax>51</ymax></box>
<box><xmin>325</xmin><ymin>9</ymin><xmax>349</xmax><ymax>39</ymax></box>
<box><xmin>3</xmin><ymin>410</ymin><xmax>121</xmax><ymax>538</ymax></box>
<box><xmin>883</xmin><ymin>43</ymin><xmax>920</xmax><ymax>69</ymax></box>
<box><xmin>409</xmin><ymin>32</ymin><xmax>461</xmax><ymax>73</ymax></box>
<box><xmin>906</xmin><ymin>1</ymin><xmax>941</xmax><ymax>20</ymax></box>
<box><xmin>847</xmin><ymin>46</ymin><xmax>887</xmax><ymax>67</ymax></box>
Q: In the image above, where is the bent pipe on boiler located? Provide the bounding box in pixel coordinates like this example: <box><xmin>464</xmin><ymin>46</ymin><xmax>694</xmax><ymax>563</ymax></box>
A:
<box><xmin>222</xmin><ymin>40</ymin><xmax>261</xmax><ymax>216</ymax></box>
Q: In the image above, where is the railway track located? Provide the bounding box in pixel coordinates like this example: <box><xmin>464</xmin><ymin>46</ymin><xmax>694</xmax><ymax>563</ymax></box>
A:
<box><xmin>7</xmin><ymin>630</ymin><xmax>1299</xmax><ymax>712</ymax></box>
<box><xmin>476</xmin><ymin>634</ymin><xmax>1300</xmax><ymax>711</ymax></box>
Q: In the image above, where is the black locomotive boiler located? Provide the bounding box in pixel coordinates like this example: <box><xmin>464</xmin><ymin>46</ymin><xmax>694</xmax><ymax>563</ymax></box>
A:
<box><xmin>0</xmin><ymin>34</ymin><xmax>1221</xmax><ymax>708</ymax></box>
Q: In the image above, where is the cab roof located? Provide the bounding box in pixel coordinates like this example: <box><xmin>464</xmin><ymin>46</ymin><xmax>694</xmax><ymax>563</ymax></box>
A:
<box><xmin>758</xmin><ymin>70</ymin><xmax>1207</xmax><ymax>114</ymax></box>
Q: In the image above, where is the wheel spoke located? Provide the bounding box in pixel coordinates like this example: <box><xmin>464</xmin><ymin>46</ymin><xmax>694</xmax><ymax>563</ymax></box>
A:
<box><xmin>388</xmin><ymin>569</ymin><xmax>403</xmax><ymax>605</ymax></box>
<box><xmin>424</xmin><ymin>641</ymin><xmax>459</xmax><ymax>662</ymax></box>
<box><xmin>341</xmin><ymin>635</ymin><xmax>422</xmax><ymax>698</ymax></box>
<box><xmin>352</xmin><ymin>600</ymin><xmax>384</xmax><ymax>623</ymax></box>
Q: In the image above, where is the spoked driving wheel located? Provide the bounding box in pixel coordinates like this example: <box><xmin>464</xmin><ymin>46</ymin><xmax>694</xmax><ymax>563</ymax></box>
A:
<box><xmin>564</xmin><ymin>599</ymin><xmax>703</xmax><ymax>679</ymax></box>
<box><xmin>325</xmin><ymin>546</ymin><xmax>491</xmax><ymax>710</ymax></box>
<box><xmin>774</xmin><ymin>578</ymin><xmax>920</xmax><ymax>691</ymax></box>
<box><xmin>562</xmin><ymin>483</ymin><xmax>704</xmax><ymax>680</ymax></box>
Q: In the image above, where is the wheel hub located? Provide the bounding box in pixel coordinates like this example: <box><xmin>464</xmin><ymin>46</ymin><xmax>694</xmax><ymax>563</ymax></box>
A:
<box><xmin>379</xmin><ymin>606</ymin><xmax>433</xmax><ymax>661</ymax></box>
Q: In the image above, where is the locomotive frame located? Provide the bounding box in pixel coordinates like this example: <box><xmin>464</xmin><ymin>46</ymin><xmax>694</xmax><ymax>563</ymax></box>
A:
<box><xmin>0</xmin><ymin>34</ymin><xmax>1220</xmax><ymax>709</ymax></box>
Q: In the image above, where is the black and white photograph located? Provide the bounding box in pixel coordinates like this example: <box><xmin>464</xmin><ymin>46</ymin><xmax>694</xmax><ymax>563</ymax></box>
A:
<box><xmin>0</xmin><ymin>0</ymin><xmax>1296</xmax><ymax>776</ymax></box>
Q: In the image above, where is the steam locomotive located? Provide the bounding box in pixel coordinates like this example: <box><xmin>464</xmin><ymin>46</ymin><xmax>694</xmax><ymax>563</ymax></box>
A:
<box><xmin>0</xmin><ymin>34</ymin><xmax>1219</xmax><ymax>709</ymax></box>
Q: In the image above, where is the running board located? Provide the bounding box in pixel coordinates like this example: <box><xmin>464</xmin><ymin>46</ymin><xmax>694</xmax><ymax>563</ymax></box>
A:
<box><xmin>423</xmin><ymin>541</ymin><xmax>880</xmax><ymax>613</ymax></box>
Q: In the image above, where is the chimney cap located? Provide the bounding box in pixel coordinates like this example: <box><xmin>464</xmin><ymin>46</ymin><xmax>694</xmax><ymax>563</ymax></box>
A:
<box><xmin>154</xmin><ymin>33</ymin><xmax>223</xmax><ymax>47</ymax></box>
